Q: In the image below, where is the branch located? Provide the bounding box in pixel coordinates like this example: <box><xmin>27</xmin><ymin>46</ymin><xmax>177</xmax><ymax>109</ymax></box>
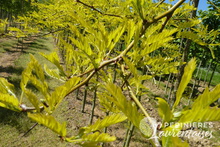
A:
<box><xmin>75</xmin><ymin>0</ymin><xmax>122</xmax><ymax>18</ymax></box>
<box><xmin>75</xmin><ymin>68</ymin><xmax>94</xmax><ymax>78</ymax></box>
<box><xmin>155</xmin><ymin>0</ymin><xmax>166</xmax><ymax>7</ymax></box>
<box><xmin>20</xmin><ymin>104</ymin><xmax>44</xmax><ymax>112</ymax></box>
<box><xmin>159</xmin><ymin>14</ymin><xmax>172</xmax><ymax>32</ymax></box>
<box><xmin>65</xmin><ymin>40</ymin><xmax>135</xmax><ymax>96</ymax></box>
<box><xmin>152</xmin><ymin>0</ymin><xmax>186</xmax><ymax>23</ymax></box>
<box><xmin>122</xmin><ymin>76</ymin><xmax>161</xmax><ymax>147</ymax></box>
<box><xmin>173</xmin><ymin>18</ymin><xmax>189</xmax><ymax>21</ymax></box>
<box><xmin>66</xmin><ymin>0</ymin><xmax>186</xmax><ymax>97</ymax></box>
<box><xmin>154</xmin><ymin>0</ymin><xmax>182</xmax><ymax>32</ymax></box>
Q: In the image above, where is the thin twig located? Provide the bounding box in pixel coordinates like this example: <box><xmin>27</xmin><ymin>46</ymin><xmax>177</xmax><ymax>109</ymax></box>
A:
<box><xmin>155</xmin><ymin>0</ymin><xmax>166</xmax><ymax>7</ymax></box>
<box><xmin>159</xmin><ymin>14</ymin><xmax>173</xmax><ymax>32</ymax></box>
<box><xmin>21</xmin><ymin>123</ymin><xmax>38</xmax><ymax>137</ymax></box>
<box><xmin>75</xmin><ymin>0</ymin><xmax>122</xmax><ymax>18</ymax></box>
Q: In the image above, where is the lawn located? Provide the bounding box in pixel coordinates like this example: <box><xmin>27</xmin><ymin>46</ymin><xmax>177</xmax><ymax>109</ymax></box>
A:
<box><xmin>0</xmin><ymin>37</ymin><xmax>17</xmax><ymax>53</ymax></box>
<box><xmin>194</xmin><ymin>67</ymin><xmax>220</xmax><ymax>86</ymax></box>
<box><xmin>0</xmin><ymin>36</ymin><xmax>72</xmax><ymax>147</ymax></box>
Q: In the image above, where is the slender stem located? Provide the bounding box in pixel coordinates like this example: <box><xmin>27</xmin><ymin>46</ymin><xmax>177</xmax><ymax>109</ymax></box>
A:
<box><xmin>21</xmin><ymin>123</ymin><xmax>38</xmax><ymax>137</ymax></box>
<box><xmin>122</xmin><ymin>121</ymin><xmax>130</xmax><ymax>147</ymax></box>
<box><xmin>157</xmin><ymin>75</ymin><xmax>162</xmax><ymax>88</ymax></box>
<box><xmin>89</xmin><ymin>88</ymin><xmax>97</xmax><ymax>124</ymax></box>
<box><xmin>75</xmin><ymin>0</ymin><xmax>122</xmax><ymax>18</ymax></box>
<box><xmin>122</xmin><ymin>74</ymin><xmax>160</xmax><ymax>146</ymax></box>
<box><xmin>204</xmin><ymin>61</ymin><xmax>212</xmax><ymax>86</ymax></box>
<box><xmin>89</xmin><ymin>74</ymin><xmax>99</xmax><ymax>124</ymax></box>
<box><xmin>127</xmin><ymin>85</ymin><xmax>150</xmax><ymax>118</ymax></box>
<box><xmin>208</xmin><ymin>63</ymin><xmax>217</xmax><ymax>87</ymax></box>
<box><xmin>165</xmin><ymin>73</ymin><xmax>171</xmax><ymax>94</ymax></box>
<box><xmin>123</xmin><ymin>124</ymin><xmax>135</xmax><ymax>147</ymax></box>
<box><xmin>75</xmin><ymin>87</ymin><xmax>80</xmax><ymax>99</ymax></box>
<box><xmin>81</xmin><ymin>83</ymin><xmax>88</xmax><ymax>113</ymax></box>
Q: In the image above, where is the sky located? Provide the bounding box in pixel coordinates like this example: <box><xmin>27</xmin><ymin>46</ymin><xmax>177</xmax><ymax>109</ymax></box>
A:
<box><xmin>164</xmin><ymin>0</ymin><xmax>209</xmax><ymax>11</ymax></box>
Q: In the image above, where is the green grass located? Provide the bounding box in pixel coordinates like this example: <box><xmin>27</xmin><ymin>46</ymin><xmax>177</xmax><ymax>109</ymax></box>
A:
<box><xmin>0</xmin><ymin>37</ymin><xmax>17</xmax><ymax>53</ymax></box>
<box><xmin>15</xmin><ymin>37</ymin><xmax>55</xmax><ymax>67</ymax></box>
<box><xmin>0</xmin><ymin>36</ymin><xmax>73</xmax><ymax>147</ymax></box>
<box><xmin>194</xmin><ymin>68</ymin><xmax>220</xmax><ymax>86</ymax></box>
<box><xmin>7</xmin><ymin>36</ymin><xmax>59</xmax><ymax>92</ymax></box>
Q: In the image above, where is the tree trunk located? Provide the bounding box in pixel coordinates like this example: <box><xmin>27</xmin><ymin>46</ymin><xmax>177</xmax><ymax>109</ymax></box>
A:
<box><xmin>208</xmin><ymin>63</ymin><xmax>217</xmax><ymax>87</ymax></box>
<box><xmin>204</xmin><ymin>61</ymin><xmax>212</xmax><ymax>86</ymax></box>
<box><xmin>175</xmin><ymin>0</ymin><xmax>200</xmax><ymax>94</ymax></box>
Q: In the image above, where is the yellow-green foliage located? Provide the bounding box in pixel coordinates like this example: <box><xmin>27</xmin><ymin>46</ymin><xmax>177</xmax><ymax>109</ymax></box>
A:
<box><xmin>0</xmin><ymin>0</ymin><xmax>220</xmax><ymax>146</ymax></box>
<box><xmin>28</xmin><ymin>113</ymin><xmax>67</xmax><ymax>137</ymax></box>
<box><xmin>0</xmin><ymin>78</ymin><xmax>21</xmax><ymax>112</ymax></box>
<box><xmin>173</xmin><ymin>58</ymin><xmax>196</xmax><ymax>109</ymax></box>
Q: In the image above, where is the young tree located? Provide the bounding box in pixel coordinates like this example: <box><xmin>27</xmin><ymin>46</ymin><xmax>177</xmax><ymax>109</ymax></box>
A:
<box><xmin>1</xmin><ymin>0</ymin><xmax>220</xmax><ymax>146</ymax></box>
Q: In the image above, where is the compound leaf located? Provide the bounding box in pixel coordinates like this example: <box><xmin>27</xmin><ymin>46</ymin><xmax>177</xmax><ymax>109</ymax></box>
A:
<box><xmin>157</xmin><ymin>97</ymin><xmax>173</xmax><ymax>123</ymax></box>
<box><xmin>173</xmin><ymin>58</ymin><xmax>196</xmax><ymax>110</ymax></box>
<box><xmin>67</xmin><ymin>132</ymin><xmax>115</xmax><ymax>143</ymax></box>
<box><xmin>104</xmin><ymin>83</ymin><xmax>144</xmax><ymax>128</ymax></box>
<box><xmin>0</xmin><ymin>93</ymin><xmax>21</xmax><ymax>112</ymax></box>
<box><xmin>28</xmin><ymin>113</ymin><xmax>66</xmax><ymax>137</ymax></box>
<box><xmin>0</xmin><ymin>78</ymin><xmax>16</xmax><ymax>97</ymax></box>
<box><xmin>24</xmin><ymin>89</ymin><xmax>40</xmax><ymax>112</ymax></box>
<box><xmin>82</xmin><ymin>113</ymin><xmax>127</xmax><ymax>134</ymax></box>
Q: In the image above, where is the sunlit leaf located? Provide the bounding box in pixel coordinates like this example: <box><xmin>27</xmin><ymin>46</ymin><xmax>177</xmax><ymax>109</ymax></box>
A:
<box><xmin>0</xmin><ymin>93</ymin><xmax>21</xmax><ymax>112</ymax></box>
<box><xmin>104</xmin><ymin>83</ymin><xmax>144</xmax><ymax>128</ymax></box>
<box><xmin>50</xmin><ymin>76</ymin><xmax>80</xmax><ymax>110</ymax></box>
<box><xmin>82</xmin><ymin>113</ymin><xmax>127</xmax><ymax>134</ymax></box>
<box><xmin>66</xmin><ymin>132</ymin><xmax>115</xmax><ymax>143</ymax></box>
<box><xmin>24</xmin><ymin>89</ymin><xmax>41</xmax><ymax>112</ymax></box>
<box><xmin>173</xmin><ymin>58</ymin><xmax>196</xmax><ymax>110</ymax></box>
<box><xmin>179</xmin><ymin>84</ymin><xmax>220</xmax><ymax>122</ymax></box>
<box><xmin>28</xmin><ymin>113</ymin><xmax>66</xmax><ymax>137</ymax></box>
<box><xmin>0</xmin><ymin>78</ymin><xmax>16</xmax><ymax>97</ymax></box>
<box><xmin>44</xmin><ymin>64</ymin><xmax>66</xmax><ymax>81</ymax></box>
<box><xmin>162</xmin><ymin>136</ymin><xmax>189</xmax><ymax>147</ymax></box>
<box><xmin>40</xmin><ymin>52</ymin><xmax>66</xmax><ymax>77</ymax></box>
<box><xmin>157</xmin><ymin>97</ymin><xmax>173</xmax><ymax>122</ymax></box>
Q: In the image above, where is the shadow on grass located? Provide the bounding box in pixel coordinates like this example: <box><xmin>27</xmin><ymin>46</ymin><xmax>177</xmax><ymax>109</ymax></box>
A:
<box><xmin>4</xmin><ymin>48</ymin><xmax>19</xmax><ymax>53</ymax></box>
<box><xmin>3</xmin><ymin>37</ymin><xmax>52</xmax><ymax>55</ymax></box>
<box><xmin>7</xmin><ymin>76</ymin><xmax>40</xmax><ymax>93</ymax></box>
<box><xmin>0</xmin><ymin>66</ymin><xmax>24</xmax><ymax>76</ymax></box>
<box><xmin>26</xmin><ymin>37</ymin><xmax>51</xmax><ymax>52</ymax></box>
<box><xmin>0</xmin><ymin>107</ymin><xmax>32</xmax><ymax>134</ymax></box>
<box><xmin>0</xmin><ymin>66</ymin><xmax>39</xmax><ymax>92</ymax></box>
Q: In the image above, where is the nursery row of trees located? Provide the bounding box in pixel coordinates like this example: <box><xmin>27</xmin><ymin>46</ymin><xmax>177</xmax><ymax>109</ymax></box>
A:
<box><xmin>0</xmin><ymin>0</ymin><xmax>33</xmax><ymax>19</ymax></box>
<box><xmin>191</xmin><ymin>0</ymin><xmax>220</xmax><ymax>73</ymax></box>
<box><xmin>0</xmin><ymin>0</ymin><xmax>220</xmax><ymax>146</ymax></box>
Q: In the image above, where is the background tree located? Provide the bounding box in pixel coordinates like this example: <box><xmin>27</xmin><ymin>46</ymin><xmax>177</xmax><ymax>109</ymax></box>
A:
<box><xmin>175</xmin><ymin>0</ymin><xmax>200</xmax><ymax>93</ymax></box>
<box><xmin>194</xmin><ymin>0</ymin><xmax>220</xmax><ymax>86</ymax></box>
